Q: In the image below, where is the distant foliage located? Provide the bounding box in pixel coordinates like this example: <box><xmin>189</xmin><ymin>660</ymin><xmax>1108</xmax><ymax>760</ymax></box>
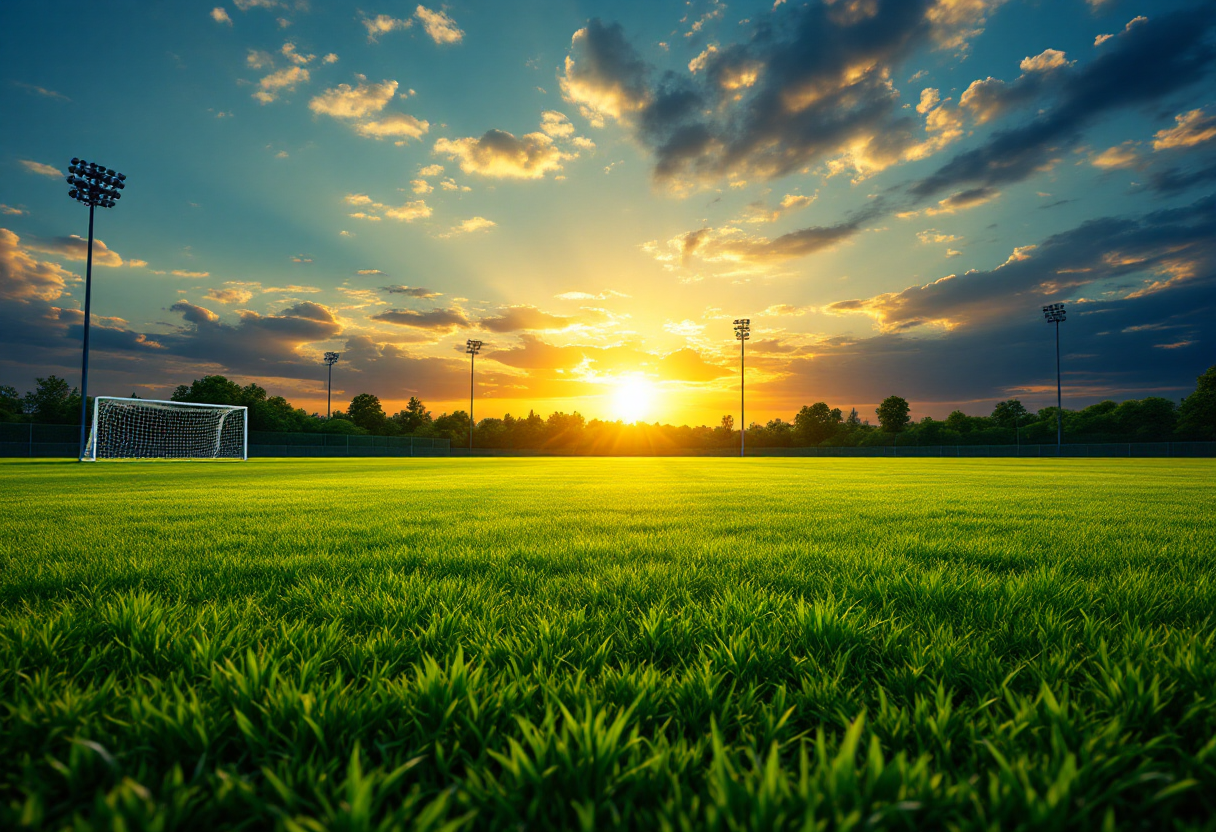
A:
<box><xmin>3</xmin><ymin>365</ymin><xmax>1213</xmax><ymax>445</ymax></box>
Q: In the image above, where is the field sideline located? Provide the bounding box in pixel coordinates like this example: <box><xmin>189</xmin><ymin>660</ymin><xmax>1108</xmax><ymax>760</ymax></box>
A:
<box><xmin>2</xmin><ymin>458</ymin><xmax>1215</xmax><ymax>829</ymax></box>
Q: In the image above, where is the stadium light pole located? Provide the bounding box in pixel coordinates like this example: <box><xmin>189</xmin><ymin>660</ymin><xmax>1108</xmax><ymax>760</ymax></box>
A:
<box><xmin>66</xmin><ymin>158</ymin><xmax>126</xmax><ymax>461</ymax></box>
<box><xmin>466</xmin><ymin>339</ymin><xmax>482</xmax><ymax>451</ymax></box>
<box><xmin>1042</xmin><ymin>303</ymin><xmax>1066</xmax><ymax>453</ymax></box>
<box><xmin>733</xmin><ymin>319</ymin><xmax>750</xmax><ymax>458</ymax></box>
<box><xmin>323</xmin><ymin>352</ymin><xmax>340</xmax><ymax>418</ymax></box>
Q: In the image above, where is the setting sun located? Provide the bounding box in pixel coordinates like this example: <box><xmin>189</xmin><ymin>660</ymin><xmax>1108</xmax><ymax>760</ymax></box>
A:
<box><xmin>611</xmin><ymin>376</ymin><xmax>657</xmax><ymax>423</ymax></box>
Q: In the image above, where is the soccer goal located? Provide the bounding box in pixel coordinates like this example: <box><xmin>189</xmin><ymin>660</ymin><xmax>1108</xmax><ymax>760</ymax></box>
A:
<box><xmin>83</xmin><ymin>397</ymin><xmax>247</xmax><ymax>460</ymax></box>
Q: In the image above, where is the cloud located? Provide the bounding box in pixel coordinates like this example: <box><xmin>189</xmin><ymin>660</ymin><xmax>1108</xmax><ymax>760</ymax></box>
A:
<box><xmin>384</xmin><ymin>201</ymin><xmax>432</xmax><ymax>221</ymax></box>
<box><xmin>205</xmin><ymin>288</ymin><xmax>254</xmax><ymax>304</ymax></box>
<box><xmin>557</xmin><ymin>3</ymin><xmax>999</xmax><ymax>189</ymax></box>
<box><xmin>479</xmin><ymin>305</ymin><xmax>580</xmax><ymax>332</ymax></box>
<box><xmin>309</xmin><ymin>76</ymin><xmax>397</xmax><ymax>118</ymax></box>
<box><xmin>659</xmin><ymin>202</ymin><xmax>883</xmax><ymax>268</ymax></box>
<box><xmin>555</xmin><ymin>289</ymin><xmax>630</xmax><ymax>301</ymax></box>
<box><xmin>917</xmin><ymin>229</ymin><xmax>961</xmax><ymax>244</ymax></box>
<box><xmin>1153</xmin><ymin>108</ymin><xmax>1216</xmax><ymax>151</ymax></box>
<box><xmin>540</xmin><ymin>110</ymin><xmax>576</xmax><ymax>138</ymax></box>
<box><xmin>253</xmin><ymin>66</ymin><xmax>309</xmax><ymax>104</ymax></box>
<box><xmin>1</xmin><ymin>205</ymin><xmax>27</xmax><ymax>216</ymax></box>
<box><xmin>438</xmin><ymin>217</ymin><xmax>496</xmax><ymax>238</ymax></box>
<box><xmin>171</xmin><ymin>270</ymin><xmax>211</xmax><ymax>278</ymax></box>
<box><xmin>264</xmin><ymin>284</ymin><xmax>321</xmax><ymax>293</ymax></box>
<box><xmin>410</xmin><ymin>179</ymin><xmax>433</xmax><ymax>194</ymax></box>
<box><xmin>1018</xmin><ymin>48</ymin><xmax>1072</xmax><ymax>73</ymax></box>
<box><xmin>762</xmin><ymin>303</ymin><xmax>811</xmax><ymax>317</ymax></box>
<box><xmin>233</xmin><ymin>0</ymin><xmax>283</xmax><ymax>9</ymax></box>
<box><xmin>370</xmin><ymin>307</ymin><xmax>471</xmax><ymax>331</ymax></box>
<box><xmin>0</xmin><ymin>229</ymin><xmax>76</xmax><ymax>302</ymax></box>
<box><xmin>309</xmin><ymin>77</ymin><xmax>427</xmax><ymax>142</ymax></box>
<box><xmin>434</xmin><ymin>130</ymin><xmax>572</xmax><ymax>179</ymax></box>
<box><xmin>12</xmin><ymin>82</ymin><xmax>69</xmax><ymax>101</ymax></box>
<box><xmin>414</xmin><ymin>5</ymin><xmax>464</xmax><ymax>45</ymax></box>
<box><xmin>19</xmin><ymin>160</ymin><xmax>60</xmax><ymax>177</ymax></box>
<box><xmin>825</xmin><ymin>193</ymin><xmax>1216</xmax><ymax>332</ymax></box>
<box><xmin>1091</xmin><ymin>142</ymin><xmax>1139</xmax><ymax>170</ymax></box>
<box><xmin>344</xmin><ymin>193</ymin><xmax>432</xmax><ymax>222</ymax></box>
<box><xmin>418</xmin><ymin>164</ymin><xmax>444</xmax><ymax>177</ymax></box>
<box><xmin>380</xmin><ymin>285</ymin><xmax>442</xmax><ymax>298</ymax></box>
<box><xmin>559</xmin><ymin>19</ymin><xmax>651</xmax><ymax>127</ymax></box>
<box><xmin>356</xmin><ymin>269</ymin><xmax>385</xmax><ymax>275</ymax></box>
<box><xmin>281</xmin><ymin>42</ymin><xmax>315</xmax><ymax>65</ymax></box>
<box><xmin>656</xmin><ymin>348</ymin><xmax>731</xmax><ymax>382</ymax></box>
<box><xmin>162</xmin><ymin>300</ymin><xmax>343</xmax><ymax>371</ymax></box>
<box><xmin>211</xmin><ymin>7</ymin><xmax>233</xmax><ymax>24</ymax></box>
<box><xmin>908</xmin><ymin>7</ymin><xmax>1216</xmax><ymax>202</ymax></box>
<box><xmin>355</xmin><ymin>113</ymin><xmax>429</xmax><ymax>142</ymax></box>
<box><xmin>363</xmin><ymin>14</ymin><xmax>411</xmax><ymax>42</ymax></box>
<box><xmin>25</xmin><ymin>235</ymin><xmax>125</xmax><ymax>267</ymax></box>
<box><xmin>926</xmin><ymin>186</ymin><xmax>1000</xmax><ymax>215</ymax></box>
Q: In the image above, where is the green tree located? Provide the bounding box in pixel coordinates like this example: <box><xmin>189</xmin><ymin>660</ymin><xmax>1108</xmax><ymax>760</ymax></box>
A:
<box><xmin>347</xmin><ymin>393</ymin><xmax>387</xmax><ymax>433</ymax></box>
<box><xmin>0</xmin><ymin>385</ymin><xmax>23</xmax><ymax>422</ymax></box>
<box><xmin>24</xmin><ymin>376</ymin><xmax>82</xmax><ymax>424</ymax></box>
<box><xmin>794</xmin><ymin>402</ymin><xmax>842</xmax><ymax>445</ymax></box>
<box><xmin>391</xmin><ymin>396</ymin><xmax>432</xmax><ymax>434</ymax></box>
<box><xmin>1177</xmin><ymin>365</ymin><xmax>1216</xmax><ymax>440</ymax></box>
<box><xmin>432</xmin><ymin>410</ymin><xmax>471</xmax><ymax>446</ymax></box>
<box><xmin>876</xmin><ymin>396</ymin><xmax>910</xmax><ymax>433</ymax></box>
<box><xmin>990</xmin><ymin>399</ymin><xmax>1029</xmax><ymax>429</ymax></box>
<box><xmin>172</xmin><ymin>375</ymin><xmax>243</xmax><ymax>406</ymax></box>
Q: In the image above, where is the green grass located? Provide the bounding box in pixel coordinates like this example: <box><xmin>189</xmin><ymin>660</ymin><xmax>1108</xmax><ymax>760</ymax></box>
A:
<box><xmin>2</xmin><ymin>458</ymin><xmax>1215</xmax><ymax>831</ymax></box>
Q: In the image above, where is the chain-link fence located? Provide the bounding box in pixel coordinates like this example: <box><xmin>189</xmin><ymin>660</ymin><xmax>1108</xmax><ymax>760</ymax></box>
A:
<box><xmin>0</xmin><ymin>424</ymin><xmax>450</xmax><ymax>458</ymax></box>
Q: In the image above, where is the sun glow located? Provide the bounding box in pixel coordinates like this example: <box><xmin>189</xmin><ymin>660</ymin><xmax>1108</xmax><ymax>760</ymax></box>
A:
<box><xmin>611</xmin><ymin>375</ymin><xmax>657</xmax><ymax>423</ymax></box>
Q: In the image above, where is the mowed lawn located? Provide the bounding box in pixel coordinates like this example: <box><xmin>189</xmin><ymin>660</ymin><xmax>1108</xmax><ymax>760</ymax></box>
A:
<box><xmin>2</xmin><ymin>458</ymin><xmax>1215</xmax><ymax>830</ymax></box>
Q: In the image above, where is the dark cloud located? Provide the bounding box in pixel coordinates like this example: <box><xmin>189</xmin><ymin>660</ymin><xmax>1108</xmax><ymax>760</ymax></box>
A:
<box><xmin>369</xmin><ymin>307</ymin><xmax>471</xmax><ymax>331</ymax></box>
<box><xmin>559</xmin><ymin>0</ymin><xmax>1017</xmax><ymax>190</ymax></box>
<box><xmin>660</xmin><ymin>201</ymin><xmax>884</xmax><ymax>268</ymax></box>
<box><xmin>380</xmin><ymin>284</ymin><xmax>442</xmax><ymax>298</ymax></box>
<box><xmin>827</xmin><ymin>195</ymin><xmax>1216</xmax><ymax>331</ymax></box>
<box><xmin>908</xmin><ymin>7</ymin><xmax>1216</xmax><ymax>202</ymax></box>
<box><xmin>24</xmin><ymin>234</ymin><xmax>126</xmax><ymax>267</ymax></box>
<box><xmin>563</xmin><ymin>3</ymin><xmax>950</xmax><ymax>187</ymax></box>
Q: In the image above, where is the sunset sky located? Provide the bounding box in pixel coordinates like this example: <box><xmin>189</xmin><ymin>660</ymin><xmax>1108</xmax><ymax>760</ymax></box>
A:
<box><xmin>2</xmin><ymin>0</ymin><xmax>1214</xmax><ymax>425</ymax></box>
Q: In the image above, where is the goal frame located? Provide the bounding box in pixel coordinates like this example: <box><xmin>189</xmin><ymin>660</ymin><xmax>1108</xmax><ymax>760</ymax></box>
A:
<box><xmin>84</xmin><ymin>397</ymin><xmax>248</xmax><ymax>461</ymax></box>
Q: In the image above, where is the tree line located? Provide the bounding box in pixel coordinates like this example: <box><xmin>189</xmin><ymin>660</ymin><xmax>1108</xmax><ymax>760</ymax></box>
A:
<box><xmin>3</xmin><ymin>365</ymin><xmax>1212</xmax><ymax>449</ymax></box>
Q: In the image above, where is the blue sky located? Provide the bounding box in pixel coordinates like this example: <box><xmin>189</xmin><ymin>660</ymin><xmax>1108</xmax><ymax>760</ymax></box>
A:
<box><xmin>2</xmin><ymin>0</ymin><xmax>1213</xmax><ymax>424</ymax></box>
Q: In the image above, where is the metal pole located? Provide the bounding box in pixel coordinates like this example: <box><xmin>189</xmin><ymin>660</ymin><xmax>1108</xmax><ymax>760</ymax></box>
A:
<box><xmin>469</xmin><ymin>351</ymin><xmax>475</xmax><ymax>451</ymax></box>
<box><xmin>1055</xmin><ymin>320</ymin><xmax>1062</xmax><ymax>451</ymax></box>
<box><xmin>740</xmin><ymin>336</ymin><xmax>745</xmax><ymax>458</ymax></box>
<box><xmin>327</xmin><ymin>363</ymin><xmax>332</xmax><ymax>418</ymax></box>
<box><xmin>77</xmin><ymin>202</ymin><xmax>95</xmax><ymax>462</ymax></box>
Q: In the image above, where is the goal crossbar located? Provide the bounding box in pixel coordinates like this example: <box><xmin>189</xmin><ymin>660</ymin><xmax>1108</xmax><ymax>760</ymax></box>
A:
<box><xmin>84</xmin><ymin>397</ymin><xmax>248</xmax><ymax>461</ymax></box>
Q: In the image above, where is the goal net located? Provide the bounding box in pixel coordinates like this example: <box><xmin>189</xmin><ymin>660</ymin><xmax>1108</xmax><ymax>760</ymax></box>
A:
<box><xmin>84</xmin><ymin>397</ymin><xmax>247</xmax><ymax>460</ymax></box>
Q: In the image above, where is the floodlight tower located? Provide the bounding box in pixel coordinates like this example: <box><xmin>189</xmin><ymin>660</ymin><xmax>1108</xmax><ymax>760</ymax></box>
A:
<box><xmin>1042</xmin><ymin>302</ymin><xmax>1066</xmax><ymax>452</ymax></box>
<box><xmin>66</xmin><ymin>158</ymin><xmax>126</xmax><ymax>461</ymax></box>
<box><xmin>733</xmin><ymin>319</ymin><xmax>750</xmax><ymax>458</ymax></box>
<box><xmin>466</xmin><ymin>339</ymin><xmax>482</xmax><ymax>451</ymax></box>
<box><xmin>323</xmin><ymin>352</ymin><xmax>340</xmax><ymax>418</ymax></box>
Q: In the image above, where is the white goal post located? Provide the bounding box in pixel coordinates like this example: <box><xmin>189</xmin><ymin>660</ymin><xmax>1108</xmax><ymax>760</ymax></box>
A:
<box><xmin>83</xmin><ymin>397</ymin><xmax>247</xmax><ymax>461</ymax></box>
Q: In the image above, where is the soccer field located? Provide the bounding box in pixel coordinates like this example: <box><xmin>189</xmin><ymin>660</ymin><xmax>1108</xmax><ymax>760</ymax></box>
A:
<box><xmin>2</xmin><ymin>458</ymin><xmax>1215</xmax><ymax>829</ymax></box>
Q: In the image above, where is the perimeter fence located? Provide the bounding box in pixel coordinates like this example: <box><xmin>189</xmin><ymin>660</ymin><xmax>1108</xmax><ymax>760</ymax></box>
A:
<box><xmin>450</xmin><ymin>442</ymin><xmax>1216</xmax><ymax>458</ymax></box>
<box><xmin>0</xmin><ymin>424</ymin><xmax>450</xmax><ymax>458</ymax></box>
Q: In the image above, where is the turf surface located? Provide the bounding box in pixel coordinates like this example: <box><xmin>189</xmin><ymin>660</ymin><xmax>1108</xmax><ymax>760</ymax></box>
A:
<box><xmin>2</xmin><ymin>457</ymin><xmax>1215</xmax><ymax>830</ymax></box>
